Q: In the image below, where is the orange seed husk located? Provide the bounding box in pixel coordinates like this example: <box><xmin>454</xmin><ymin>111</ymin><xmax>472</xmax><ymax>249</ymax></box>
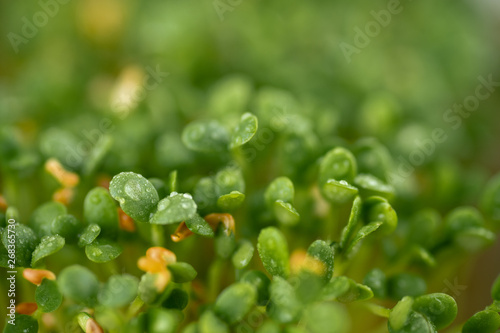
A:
<box><xmin>86</xmin><ymin>318</ymin><xmax>104</xmax><ymax>333</ymax></box>
<box><xmin>171</xmin><ymin>222</ymin><xmax>194</xmax><ymax>242</ymax></box>
<box><xmin>118</xmin><ymin>208</ymin><xmax>136</xmax><ymax>232</ymax></box>
<box><xmin>16</xmin><ymin>302</ymin><xmax>38</xmax><ymax>315</ymax></box>
<box><xmin>204</xmin><ymin>213</ymin><xmax>235</xmax><ymax>235</ymax></box>
<box><xmin>23</xmin><ymin>268</ymin><xmax>56</xmax><ymax>286</ymax></box>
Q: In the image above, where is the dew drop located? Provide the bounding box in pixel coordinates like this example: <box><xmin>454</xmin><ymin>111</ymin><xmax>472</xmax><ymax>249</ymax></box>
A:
<box><xmin>125</xmin><ymin>179</ymin><xmax>142</xmax><ymax>201</ymax></box>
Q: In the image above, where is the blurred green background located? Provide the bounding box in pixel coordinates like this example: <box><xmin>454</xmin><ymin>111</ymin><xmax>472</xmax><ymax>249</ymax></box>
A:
<box><xmin>1</xmin><ymin>0</ymin><xmax>500</xmax><ymax>331</ymax></box>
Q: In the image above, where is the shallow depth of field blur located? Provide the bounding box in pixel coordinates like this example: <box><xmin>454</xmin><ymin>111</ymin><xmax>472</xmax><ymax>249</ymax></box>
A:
<box><xmin>1</xmin><ymin>0</ymin><xmax>500</xmax><ymax>331</ymax></box>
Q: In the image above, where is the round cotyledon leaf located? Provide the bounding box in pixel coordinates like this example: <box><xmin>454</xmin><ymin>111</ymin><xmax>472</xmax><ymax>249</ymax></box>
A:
<box><xmin>230</xmin><ymin>113</ymin><xmax>258</xmax><ymax>149</ymax></box>
<box><xmin>265</xmin><ymin>177</ymin><xmax>295</xmax><ymax>206</ymax></box>
<box><xmin>58</xmin><ymin>265</ymin><xmax>99</xmax><ymax>307</ymax></box>
<box><xmin>78</xmin><ymin>224</ymin><xmax>101</xmax><ymax>247</ymax></box>
<box><xmin>182</xmin><ymin>120</ymin><xmax>230</xmax><ymax>153</ymax></box>
<box><xmin>84</xmin><ymin>187</ymin><xmax>119</xmax><ymax>237</ymax></box>
<box><xmin>217</xmin><ymin>191</ymin><xmax>245</xmax><ymax>211</ymax></box>
<box><xmin>150</xmin><ymin>193</ymin><xmax>197</xmax><ymax>225</ymax></box>
<box><xmin>85</xmin><ymin>239</ymin><xmax>123</xmax><ymax>263</ymax></box>
<box><xmin>31</xmin><ymin>234</ymin><xmax>65</xmax><ymax>267</ymax></box>
<box><xmin>168</xmin><ymin>262</ymin><xmax>198</xmax><ymax>283</ymax></box>
<box><xmin>319</xmin><ymin>147</ymin><xmax>357</xmax><ymax>185</ymax></box>
<box><xmin>412</xmin><ymin>293</ymin><xmax>457</xmax><ymax>330</ymax></box>
<box><xmin>29</xmin><ymin>201</ymin><xmax>67</xmax><ymax>237</ymax></box>
<box><xmin>231</xmin><ymin>239</ymin><xmax>254</xmax><ymax>269</ymax></box>
<box><xmin>3</xmin><ymin>314</ymin><xmax>38</xmax><ymax>333</ymax></box>
<box><xmin>1</xmin><ymin>223</ymin><xmax>38</xmax><ymax>267</ymax></box>
<box><xmin>51</xmin><ymin>214</ymin><xmax>81</xmax><ymax>243</ymax></box>
<box><xmin>257</xmin><ymin>227</ymin><xmax>290</xmax><ymax>278</ymax></box>
<box><xmin>320</xmin><ymin>179</ymin><xmax>359</xmax><ymax>205</ymax></box>
<box><xmin>185</xmin><ymin>214</ymin><xmax>214</xmax><ymax>238</ymax></box>
<box><xmin>214</xmin><ymin>282</ymin><xmax>257</xmax><ymax>324</ymax></box>
<box><xmin>462</xmin><ymin>310</ymin><xmax>500</xmax><ymax>333</ymax></box>
<box><xmin>98</xmin><ymin>274</ymin><xmax>139</xmax><ymax>307</ymax></box>
<box><xmin>35</xmin><ymin>278</ymin><xmax>62</xmax><ymax>312</ymax></box>
<box><xmin>109</xmin><ymin>172</ymin><xmax>159</xmax><ymax>223</ymax></box>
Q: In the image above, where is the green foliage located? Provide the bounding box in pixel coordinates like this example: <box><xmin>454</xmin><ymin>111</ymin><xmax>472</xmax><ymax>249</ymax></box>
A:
<box><xmin>84</xmin><ymin>187</ymin><xmax>119</xmax><ymax>236</ymax></box>
<box><xmin>151</xmin><ymin>193</ymin><xmax>197</xmax><ymax>225</ymax></box>
<box><xmin>168</xmin><ymin>262</ymin><xmax>198</xmax><ymax>283</ymax></box>
<box><xmin>85</xmin><ymin>239</ymin><xmax>123</xmax><ymax>263</ymax></box>
<box><xmin>109</xmin><ymin>172</ymin><xmax>159</xmax><ymax>223</ymax></box>
<box><xmin>214</xmin><ymin>282</ymin><xmax>257</xmax><ymax>324</ymax></box>
<box><xmin>257</xmin><ymin>227</ymin><xmax>290</xmax><ymax>278</ymax></box>
<box><xmin>98</xmin><ymin>274</ymin><xmax>139</xmax><ymax>307</ymax></box>
<box><xmin>35</xmin><ymin>278</ymin><xmax>63</xmax><ymax>313</ymax></box>
<box><xmin>31</xmin><ymin>234</ymin><xmax>65</xmax><ymax>266</ymax></box>
<box><xmin>58</xmin><ymin>265</ymin><xmax>99</xmax><ymax>307</ymax></box>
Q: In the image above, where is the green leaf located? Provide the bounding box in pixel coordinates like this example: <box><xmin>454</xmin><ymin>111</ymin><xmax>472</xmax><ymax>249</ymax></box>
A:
<box><xmin>51</xmin><ymin>214</ymin><xmax>81</xmax><ymax>243</ymax></box>
<box><xmin>321</xmin><ymin>276</ymin><xmax>351</xmax><ymax>301</ymax></box>
<box><xmin>162</xmin><ymin>288</ymin><xmax>189</xmax><ymax>310</ymax></box>
<box><xmin>445</xmin><ymin>206</ymin><xmax>484</xmax><ymax>236</ymax></box>
<box><xmin>1</xmin><ymin>223</ymin><xmax>38</xmax><ymax>267</ymax></box>
<box><xmin>408</xmin><ymin>209</ymin><xmax>440</xmax><ymax>249</ymax></box>
<box><xmin>231</xmin><ymin>239</ymin><xmax>254</xmax><ymax>269</ymax></box>
<box><xmin>146</xmin><ymin>308</ymin><xmax>182</xmax><ymax>333</ymax></box>
<box><xmin>230</xmin><ymin>112</ymin><xmax>258</xmax><ymax>149</ymax></box>
<box><xmin>306</xmin><ymin>240</ymin><xmax>334</xmax><ymax>282</ymax></box>
<box><xmin>388</xmin><ymin>297</ymin><xmax>436</xmax><ymax>333</ymax></box>
<box><xmin>168</xmin><ymin>262</ymin><xmax>198</xmax><ymax>283</ymax></box>
<box><xmin>98</xmin><ymin>274</ymin><xmax>139</xmax><ymax>307</ymax></box>
<box><xmin>412</xmin><ymin>293</ymin><xmax>457</xmax><ymax>330</ymax></box>
<box><xmin>78</xmin><ymin>224</ymin><xmax>101</xmax><ymax>247</ymax></box>
<box><xmin>29</xmin><ymin>201</ymin><xmax>67</xmax><ymax>237</ymax></box>
<box><xmin>388</xmin><ymin>273</ymin><xmax>427</xmax><ymax>300</ymax></box>
<box><xmin>265</xmin><ymin>177</ymin><xmax>295</xmax><ymax>206</ymax></box>
<box><xmin>138</xmin><ymin>273</ymin><xmax>165</xmax><ymax>304</ymax></box>
<box><xmin>268</xmin><ymin>277</ymin><xmax>301</xmax><ymax>323</ymax></box>
<box><xmin>453</xmin><ymin>227</ymin><xmax>495</xmax><ymax>252</ymax></box>
<box><xmin>319</xmin><ymin>147</ymin><xmax>357</xmax><ymax>185</ymax></box>
<box><xmin>83</xmin><ymin>187</ymin><xmax>118</xmax><ymax>237</ymax></box>
<box><xmin>58</xmin><ymin>265</ymin><xmax>99</xmax><ymax>307</ymax></box>
<box><xmin>363</xmin><ymin>268</ymin><xmax>387</xmax><ymax>299</ymax></box>
<box><xmin>85</xmin><ymin>239</ymin><xmax>123</xmax><ymax>263</ymax></box>
<box><xmin>302</xmin><ymin>302</ymin><xmax>350</xmax><ymax>333</ymax></box>
<box><xmin>3</xmin><ymin>314</ymin><xmax>38</xmax><ymax>333</ymax></box>
<box><xmin>344</xmin><ymin>221</ymin><xmax>383</xmax><ymax>256</ymax></box>
<box><xmin>320</xmin><ymin>179</ymin><xmax>359</xmax><ymax>205</ymax></box>
<box><xmin>353</xmin><ymin>138</ymin><xmax>393</xmax><ymax>182</ymax></box>
<box><xmin>334</xmin><ymin>277</ymin><xmax>373</xmax><ymax>303</ymax></box>
<box><xmin>182</xmin><ymin>120</ymin><xmax>230</xmax><ymax>153</ymax></box>
<box><xmin>151</xmin><ymin>193</ymin><xmax>197</xmax><ymax>225</ymax></box>
<box><xmin>340</xmin><ymin>196</ymin><xmax>362</xmax><ymax>249</ymax></box>
<box><xmin>217</xmin><ymin>191</ymin><xmax>245</xmax><ymax>211</ymax></box>
<box><xmin>241</xmin><ymin>270</ymin><xmax>271</xmax><ymax>306</ymax></box>
<box><xmin>199</xmin><ymin>310</ymin><xmax>229</xmax><ymax>333</ymax></box>
<box><xmin>257</xmin><ymin>227</ymin><xmax>290</xmax><ymax>278</ymax></box>
<box><xmin>462</xmin><ymin>310</ymin><xmax>500</xmax><ymax>333</ymax></box>
<box><xmin>354</xmin><ymin>174</ymin><xmax>395</xmax><ymax>200</ymax></box>
<box><xmin>185</xmin><ymin>214</ymin><xmax>214</xmax><ymax>238</ymax></box>
<box><xmin>365</xmin><ymin>197</ymin><xmax>398</xmax><ymax>234</ymax></box>
<box><xmin>35</xmin><ymin>278</ymin><xmax>62</xmax><ymax>312</ymax></box>
<box><xmin>31</xmin><ymin>234</ymin><xmax>65</xmax><ymax>266</ymax></box>
<box><xmin>273</xmin><ymin>201</ymin><xmax>300</xmax><ymax>226</ymax></box>
<box><xmin>492</xmin><ymin>274</ymin><xmax>500</xmax><ymax>301</ymax></box>
<box><xmin>214</xmin><ymin>166</ymin><xmax>245</xmax><ymax>197</ymax></box>
<box><xmin>109</xmin><ymin>172</ymin><xmax>159</xmax><ymax>223</ymax></box>
<box><xmin>215</xmin><ymin>282</ymin><xmax>257</xmax><ymax>324</ymax></box>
